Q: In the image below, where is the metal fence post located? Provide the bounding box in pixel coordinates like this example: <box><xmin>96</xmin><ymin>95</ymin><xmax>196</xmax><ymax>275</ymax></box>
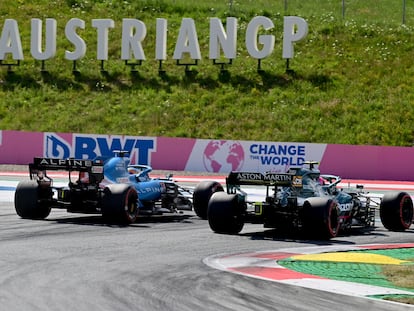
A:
<box><xmin>403</xmin><ymin>0</ymin><xmax>406</xmax><ymax>24</ymax></box>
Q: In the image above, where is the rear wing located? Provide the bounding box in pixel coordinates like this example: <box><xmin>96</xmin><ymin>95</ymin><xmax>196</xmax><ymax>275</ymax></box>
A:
<box><xmin>29</xmin><ymin>157</ymin><xmax>104</xmax><ymax>184</ymax></box>
<box><xmin>226</xmin><ymin>171</ymin><xmax>295</xmax><ymax>187</ymax></box>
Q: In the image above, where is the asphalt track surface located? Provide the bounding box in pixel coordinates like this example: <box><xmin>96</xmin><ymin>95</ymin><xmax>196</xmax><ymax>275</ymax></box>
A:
<box><xmin>1</xmin><ymin>172</ymin><xmax>414</xmax><ymax>311</ymax></box>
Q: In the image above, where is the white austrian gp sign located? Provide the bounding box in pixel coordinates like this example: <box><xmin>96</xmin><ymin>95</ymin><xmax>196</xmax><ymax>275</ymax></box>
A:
<box><xmin>0</xmin><ymin>16</ymin><xmax>308</xmax><ymax>64</ymax></box>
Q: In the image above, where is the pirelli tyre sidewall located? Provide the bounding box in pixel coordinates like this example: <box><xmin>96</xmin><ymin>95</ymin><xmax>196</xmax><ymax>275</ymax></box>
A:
<box><xmin>193</xmin><ymin>180</ymin><xmax>224</xmax><ymax>220</ymax></box>
<box><xmin>207</xmin><ymin>192</ymin><xmax>245</xmax><ymax>234</ymax></box>
<box><xmin>102</xmin><ymin>184</ymin><xmax>138</xmax><ymax>225</ymax></box>
<box><xmin>302</xmin><ymin>197</ymin><xmax>340</xmax><ymax>240</ymax></box>
<box><xmin>14</xmin><ymin>180</ymin><xmax>52</xmax><ymax>219</ymax></box>
<box><xmin>380</xmin><ymin>191</ymin><xmax>413</xmax><ymax>231</ymax></box>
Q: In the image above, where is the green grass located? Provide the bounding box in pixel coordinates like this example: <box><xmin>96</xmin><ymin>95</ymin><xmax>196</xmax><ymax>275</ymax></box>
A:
<box><xmin>1</xmin><ymin>0</ymin><xmax>414</xmax><ymax>146</ymax></box>
<box><xmin>279</xmin><ymin>248</ymin><xmax>414</xmax><ymax>305</ymax></box>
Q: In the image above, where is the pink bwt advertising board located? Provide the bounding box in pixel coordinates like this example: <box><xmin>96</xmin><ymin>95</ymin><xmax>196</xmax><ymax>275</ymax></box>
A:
<box><xmin>0</xmin><ymin>130</ymin><xmax>413</xmax><ymax>181</ymax></box>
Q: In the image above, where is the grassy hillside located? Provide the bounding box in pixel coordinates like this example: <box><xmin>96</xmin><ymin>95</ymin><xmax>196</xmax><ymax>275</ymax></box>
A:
<box><xmin>0</xmin><ymin>0</ymin><xmax>413</xmax><ymax>146</ymax></box>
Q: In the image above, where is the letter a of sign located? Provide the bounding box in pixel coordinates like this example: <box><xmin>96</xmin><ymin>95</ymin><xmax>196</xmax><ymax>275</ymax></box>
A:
<box><xmin>173</xmin><ymin>18</ymin><xmax>201</xmax><ymax>60</ymax></box>
<box><xmin>0</xmin><ymin>19</ymin><xmax>24</xmax><ymax>60</ymax></box>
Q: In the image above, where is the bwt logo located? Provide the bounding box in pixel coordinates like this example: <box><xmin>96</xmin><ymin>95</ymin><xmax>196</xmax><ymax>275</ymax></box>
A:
<box><xmin>44</xmin><ymin>133</ymin><xmax>155</xmax><ymax>165</ymax></box>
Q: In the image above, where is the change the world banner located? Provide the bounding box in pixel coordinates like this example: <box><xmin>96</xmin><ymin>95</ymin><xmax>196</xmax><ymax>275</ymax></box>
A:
<box><xmin>1</xmin><ymin>130</ymin><xmax>413</xmax><ymax>181</ymax></box>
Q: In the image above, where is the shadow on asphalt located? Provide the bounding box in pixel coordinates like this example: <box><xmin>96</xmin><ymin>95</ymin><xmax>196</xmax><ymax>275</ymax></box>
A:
<box><xmin>240</xmin><ymin>227</ymin><xmax>389</xmax><ymax>245</ymax></box>
<box><xmin>48</xmin><ymin>213</ymin><xmax>194</xmax><ymax>228</ymax></box>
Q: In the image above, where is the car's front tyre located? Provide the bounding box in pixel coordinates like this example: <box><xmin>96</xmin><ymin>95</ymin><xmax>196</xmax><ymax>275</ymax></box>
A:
<box><xmin>101</xmin><ymin>184</ymin><xmax>138</xmax><ymax>224</ymax></box>
<box><xmin>380</xmin><ymin>191</ymin><xmax>413</xmax><ymax>231</ymax></box>
<box><xmin>193</xmin><ymin>181</ymin><xmax>224</xmax><ymax>219</ymax></box>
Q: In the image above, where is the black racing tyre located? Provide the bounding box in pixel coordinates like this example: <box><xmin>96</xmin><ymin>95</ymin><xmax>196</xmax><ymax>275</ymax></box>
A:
<box><xmin>14</xmin><ymin>180</ymin><xmax>52</xmax><ymax>219</ymax></box>
<box><xmin>380</xmin><ymin>191</ymin><xmax>413</xmax><ymax>231</ymax></box>
<box><xmin>193</xmin><ymin>181</ymin><xmax>224</xmax><ymax>219</ymax></box>
<box><xmin>302</xmin><ymin>197</ymin><xmax>339</xmax><ymax>240</ymax></box>
<box><xmin>207</xmin><ymin>192</ymin><xmax>245</xmax><ymax>234</ymax></box>
<box><xmin>101</xmin><ymin>184</ymin><xmax>138</xmax><ymax>224</ymax></box>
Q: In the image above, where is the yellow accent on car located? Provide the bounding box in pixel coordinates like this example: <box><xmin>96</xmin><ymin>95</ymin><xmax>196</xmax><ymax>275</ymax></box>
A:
<box><xmin>254</xmin><ymin>202</ymin><xmax>263</xmax><ymax>215</ymax></box>
<box><xmin>292</xmin><ymin>176</ymin><xmax>302</xmax><ymax>187</ymax></box>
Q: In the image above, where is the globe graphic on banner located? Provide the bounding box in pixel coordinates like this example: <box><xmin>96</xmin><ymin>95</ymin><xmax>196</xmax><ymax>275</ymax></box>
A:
<box><xmin>203</xmin><ymin>140</ymin><xmax>245</xmax><ymax>172</ymax></box>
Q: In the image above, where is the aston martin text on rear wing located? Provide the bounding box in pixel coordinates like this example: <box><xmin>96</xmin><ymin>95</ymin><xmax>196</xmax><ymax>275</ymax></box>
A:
<box><xmin>226</xmin><ymin>172</ymin><xmax>294</xmax><ymax>186</ymax></box>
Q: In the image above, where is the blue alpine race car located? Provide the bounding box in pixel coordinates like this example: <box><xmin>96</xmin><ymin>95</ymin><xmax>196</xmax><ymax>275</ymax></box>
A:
<box><xmin>102</xmin><ymin>151</ymin><xmax>193</xmax><ymax>215</ymax></box>
<box><xmin>14</xmin><ymin>152</ymin><xmax>192</xmax><ymax>224</ymax></box>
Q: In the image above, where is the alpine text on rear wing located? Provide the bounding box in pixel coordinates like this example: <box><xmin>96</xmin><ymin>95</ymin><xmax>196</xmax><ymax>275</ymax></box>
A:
<box><xmin>30</xmin><ymin>157</ymin><xmax>103</xmax><ymax>172</ymax></box>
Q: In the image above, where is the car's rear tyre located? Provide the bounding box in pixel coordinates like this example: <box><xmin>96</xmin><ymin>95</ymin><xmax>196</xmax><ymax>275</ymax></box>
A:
<box><xmin>208</xmin><ymin>192</ymin><xmax>245</xmax><ymax>234</ymax></box>
<box><xmin>14</xmin><ymin>180</ymin><xmax>52</xmax><ymax>219</ymax></box>
<box><xmin>302</xmin><ymin>197</ymin><xmax>339</xmax><ymax>240</ymax></box>
<box><xmin>102</xmin><ymin>184</ymin><xmax>138</xmax><ymax>224</ymax></box>
<box><xmin>380</xmin><ymin>191</ymin><xmax>413</xmax><ymax>231</ymax></box>
<box><xmin>193</xmin><ymin>181</ymin><xmax>224</xmax><ymax>219</ymax></box>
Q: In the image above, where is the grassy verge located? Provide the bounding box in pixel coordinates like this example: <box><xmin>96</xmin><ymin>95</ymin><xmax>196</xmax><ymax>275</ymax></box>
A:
<box><xmin>382</xmin><ymin>263</ymin><xmax>414</xmax><ymax>304</ymax></box>
<box><xmin>278</xmin><ymin>247</ymin><xmax>414</xmax><ymax>305</ymax></box>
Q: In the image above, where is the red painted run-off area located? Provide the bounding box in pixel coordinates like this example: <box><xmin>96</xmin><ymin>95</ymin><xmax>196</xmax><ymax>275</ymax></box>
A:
<box><xmin>2</xmin><ymin>171</ymin><xmax>414</xmax><ymax>191</ymax></box>
<box><xmin>230</xmin><ymin>266</ymin><xmax>325</xmax><ymax>281</ymax></box>
<box><xmin>223</xmin><ymin>243</ymin><xmax>414</xmax><ymax>281</ymax></box>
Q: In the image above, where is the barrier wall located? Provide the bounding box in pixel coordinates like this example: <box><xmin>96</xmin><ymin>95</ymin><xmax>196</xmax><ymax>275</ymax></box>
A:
<box><xmin>0</xmin><ymin>130</ymin><xmax>413</xmax><ymax>181</ymax></box>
